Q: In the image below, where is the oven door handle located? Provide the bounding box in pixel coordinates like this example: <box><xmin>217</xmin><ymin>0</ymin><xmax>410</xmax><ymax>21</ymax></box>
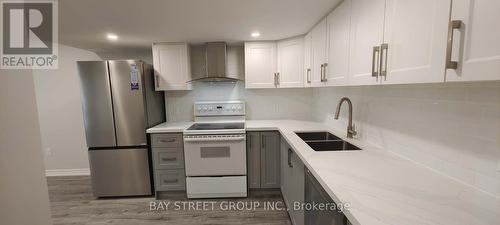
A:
<box><xmin>184</xmin><ymin>136</ymin><xmax>246</xmax><ymax>142</ymax></box>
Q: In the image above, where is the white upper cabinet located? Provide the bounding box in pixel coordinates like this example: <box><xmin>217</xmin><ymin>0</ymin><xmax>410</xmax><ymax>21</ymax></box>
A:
<box><xmin>245</xmin><ymin>38</ymin><xmax>304</xmax><ymax>89</ymax></box>
<box><xmin>277</xmin><ymin>37</ymin><xmax>304</xmax><ymax>88</ymax></box>
<box><xmin>446</xmin><ymin>0</ymin><xmax>500</xmax><ymax>82</ymax></box>
<box><xmin>382</xmin><ymin>0</ymin><xmax>451</xmax><ymax>84</ymax></box>
<box><xmin>325</xmin><ymin>0</ymin><xmax>352</xmax><ymax>86</ymax></box>
<box><xmin>310</xmin><ymin>18</ymin><xmax>328</xmax><ymax>87</ymax></box>
<box><xmin>303</xmin><ymin>33</ymin><xmax>313</xmax><ymax>87</ymax></box>
<box><xmin>348</xmin><ymin>0</ymin><xmax>385</xmax><ymax>86</ymax></box>
<box><xmin>152</xmin><ymin>43</ymin><xmax>191</xmax><ymax>91</ymax></box>
<box><xmin>244</xmin><ymin>42</ymin><xmax>277</xmax><ymax>89</ymax></box>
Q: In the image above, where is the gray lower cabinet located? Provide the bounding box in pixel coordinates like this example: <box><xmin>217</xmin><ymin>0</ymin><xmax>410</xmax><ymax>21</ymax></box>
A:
<box><xmin>151</xmin><ymin>133</ymin><xmax>186</xmax><ymax>197</ymax></box>
<box><xmin>247</xmin><ymin>132</ymin><xmax>261</xmax><ymax>188</ymax></box>
<box><xmin>247</xmin><ymin>131</ymin><xmax>281</xmax><ymax>189</ymax></box>
<box><xmin>281</xmin><ymin>136</ymin><xmax>305</xmax><ymax>225</ymax></box>
<box><xmin>305</xmin><ymin>169</ymin><xmax>348</xmax><ymax>225</ymax></box>
<box><xmin>155</xmin><ymin>169</ymin><xmax>186</xmax><ymax>191</ymax></box>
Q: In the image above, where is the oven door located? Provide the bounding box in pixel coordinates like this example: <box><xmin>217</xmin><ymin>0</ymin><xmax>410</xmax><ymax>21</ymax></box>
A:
<box><xmin>183</xmin><ymin>134</ymin><xmax>246</xmax><ymax>176</ymax></box>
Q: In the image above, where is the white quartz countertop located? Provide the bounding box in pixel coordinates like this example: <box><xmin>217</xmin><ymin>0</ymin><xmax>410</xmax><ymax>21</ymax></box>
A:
<box><xmin>147</xmin><ymin>120</ymin><xmax>500</xmax><ymax>225</ymax></box>
<box><xmin>147</xmin><ymin>121</ymin><xmax>193</xmax><ymax>133</ymax></box>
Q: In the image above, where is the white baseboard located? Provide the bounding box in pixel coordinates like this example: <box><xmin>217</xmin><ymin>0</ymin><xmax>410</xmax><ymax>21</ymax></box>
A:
<box><xmin>45</xmin><ymin>168</ymin><xmax>90</xmax><ymax>177</ymax></box>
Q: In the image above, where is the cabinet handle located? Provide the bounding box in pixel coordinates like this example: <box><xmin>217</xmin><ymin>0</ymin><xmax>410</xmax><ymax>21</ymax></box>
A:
<box><xmin>446</xmin><ymin>20</ymin><xmax>462</xmax><ymax>69</ymax></box>
<box><xmin>287</xmin><ymin>148</ymin><xmax>293</xmax><ymax>168</ymax></box>
<box><xmin>306</xmin><ymin>68</ymin><xmax>311</xmax><ymax>83</ymax></box>
<box><xmin>323</xmin><ymin>63</ymin><xmax>328</xmax><ymax>82</ymax></box>
<box><xmin>273</xmin><ymin>73</ymin><xmax>277</xmax><ymax>86</ymax></box>
<box><xmin>163</xmin><ymin>178</ymin><xmax>178</xmax><ymax>183</ymax></box>
<box><xmin>262</xmin><ymin>136</ymin><xmax>265</xmax><ymax>149</ymax></box>
<box><xmin>161</xmin><ymin>157</ymin><xmax>177</xmax><ymax>162</ymax></box>
<box><xmin>276</xmin><ymin>72</ymin><xmax>280</xmax><ymax>85</ymax></box>
<box><xmin>320</xmin><ymin>64</ymin><xmax>324</xmax><ymax>82</ymax></box>
<box><xmin>371</xmin><ymin>46</ymin><xmax>380</xmax><ymax>78</ymax></box>
<box><xmin>379</xmin><ymin>44</ymin><xmax>388</xmax><ymax>80</ymax></box>
<box><xmin>320</xmin><ymin>63</ymin><xmax>328</xmax><ymax>82</ymax></box>
<box><xmin>155</xmin><ymin>74</ymin><xmax>159</xmax><ymax>88</ymax></box>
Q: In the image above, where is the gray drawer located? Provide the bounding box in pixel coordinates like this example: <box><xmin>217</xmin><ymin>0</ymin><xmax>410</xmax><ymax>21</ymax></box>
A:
<box><xmin>151</xmin><ymin>133</ymin><xmax>183</xmax><ymax>148</ymax></box>
<box><xmin>155</xmin><ymin>169</ymin><xmax>186</xmax><ymax>191</ymax></box>
<box><xmin>153</xmin><ymin>148</ymin><xmax>184</xmax><ymax>169</ymax></box>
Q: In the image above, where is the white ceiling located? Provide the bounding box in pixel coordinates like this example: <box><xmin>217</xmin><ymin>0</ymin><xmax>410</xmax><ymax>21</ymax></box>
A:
<box><xmin>59</xmin><ymin>0</ymin><xmax>341</xmax><ymax>52</ymax></box>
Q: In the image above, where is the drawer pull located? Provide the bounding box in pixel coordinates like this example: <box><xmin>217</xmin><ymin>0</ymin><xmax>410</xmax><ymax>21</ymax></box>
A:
<box><xmin>163</xmin><ymin>178</ymin><xmax>178</xmax><ymax>183</ymax></box>
<box><xmin>159</xmin><ymin>138</ymin><xmax>176</xmax><ymax>143</ymax></box>
<box><xmin>161</xmin><ymin>157</ymin><xmax>177</xmax><ymax>162</ymax></box>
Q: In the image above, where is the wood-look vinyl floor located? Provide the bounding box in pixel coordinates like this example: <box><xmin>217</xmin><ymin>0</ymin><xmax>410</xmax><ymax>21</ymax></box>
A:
<box><xmin>47</xmin><ymin>176</ymin><xmax>291</xmax><ymax>225</ymax></box>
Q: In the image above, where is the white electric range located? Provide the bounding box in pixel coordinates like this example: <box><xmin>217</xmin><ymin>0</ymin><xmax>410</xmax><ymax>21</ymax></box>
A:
<box><xmin>183</xmin><ymin>101</ymin><xmax>247</xmax><ymax>198</ymax></box>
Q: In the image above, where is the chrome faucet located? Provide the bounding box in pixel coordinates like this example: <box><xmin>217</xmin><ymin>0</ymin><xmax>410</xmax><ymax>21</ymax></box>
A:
<box><xmin>334</xmin><ymin>97</ymin><xmax>357</xmax><ymax>139</ymax></box>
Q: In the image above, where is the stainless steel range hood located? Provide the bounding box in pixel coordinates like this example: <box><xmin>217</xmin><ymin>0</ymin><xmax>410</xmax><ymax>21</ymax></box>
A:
<box><xmin>189</xmin><ymin>42</ymin><xmax>244</xmax><ymax>82</ymax></box>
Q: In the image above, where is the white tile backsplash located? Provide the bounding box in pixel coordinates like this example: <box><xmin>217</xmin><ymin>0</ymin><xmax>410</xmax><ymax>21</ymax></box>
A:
<box><xmin>311</xmin><ymin>82</ymin><xmax>500</xmax><ymax>197</ymax></box>
<box><xmin>164</xmin><ymin>81</ymin><xmax>313</xmax><ymax>122</ymax></box>
<box><xmin>164</xmin><ymin>80</ymin><xmax>500</xmax><ymax>197</ymax></box>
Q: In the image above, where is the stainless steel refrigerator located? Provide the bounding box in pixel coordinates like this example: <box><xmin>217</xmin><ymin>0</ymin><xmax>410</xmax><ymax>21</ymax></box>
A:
<box><xmin>77</xmin><ymin>60</ymin><xmax>165</xmax><ymax>197</ymax></box>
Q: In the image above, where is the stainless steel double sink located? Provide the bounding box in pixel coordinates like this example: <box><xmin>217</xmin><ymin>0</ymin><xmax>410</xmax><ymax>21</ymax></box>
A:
<box><xmin>295</xmin><ymin>132</ymin><xmax>362</xmax><ymax>151</ymax></box>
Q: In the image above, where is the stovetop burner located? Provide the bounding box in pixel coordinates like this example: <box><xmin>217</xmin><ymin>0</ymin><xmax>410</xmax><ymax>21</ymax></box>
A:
<box><xmin>186</xmin><ymin>122</ymin><xmax>245</xmax><ymax>131</ymax></box>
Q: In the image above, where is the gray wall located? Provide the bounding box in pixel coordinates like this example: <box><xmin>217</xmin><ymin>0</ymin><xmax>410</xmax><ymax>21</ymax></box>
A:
<box><xmin>34</xmin><ymin>44</ymin><xmax>101</xmax><ymax>173</ymax></box>
<box><xmin>0</xmin><ymin>70</ymin><xmax>53</xmax><ymax>225</ymax></box>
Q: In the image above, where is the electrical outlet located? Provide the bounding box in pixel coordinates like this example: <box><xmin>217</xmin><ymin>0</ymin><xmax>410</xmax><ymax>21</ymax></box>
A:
<box><xmin>44</xmin><ymin>147</ymin><xmax>52</xmax><ymax>157</ymax></box>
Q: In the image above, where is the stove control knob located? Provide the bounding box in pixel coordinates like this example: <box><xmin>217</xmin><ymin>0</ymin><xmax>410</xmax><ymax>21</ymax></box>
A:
<box><xmin>202</xmin><ymin>107</ymin><xmax>207</xmax><ymax>111</ymax></box>
<box><xmin>231</xmin><ymin>106</ymin><xmax>236</xmax><ymax>111</ymax></box>
<box><xmin>208</xmin><ymin>106</ymin><xmax>213</xmax><ymax>111</ymax></box>
<box><xmin>237</xmin><ymin>106</ymin><xmax>242</xmax><ymax>111</ymax></box>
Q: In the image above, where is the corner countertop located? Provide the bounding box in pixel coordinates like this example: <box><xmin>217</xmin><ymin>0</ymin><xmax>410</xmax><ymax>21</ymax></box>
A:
<box><xmin>147</xmin><ymin>120</ymin><xmax>500</xmax><ymax>225</ymax></box>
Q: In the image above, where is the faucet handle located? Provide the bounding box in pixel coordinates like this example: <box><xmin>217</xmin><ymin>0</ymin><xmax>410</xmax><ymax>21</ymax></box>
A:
<box><xmin>349</xmin><ymin>124</ymin><xmax>357</xmax><ymax>137</ymax></box>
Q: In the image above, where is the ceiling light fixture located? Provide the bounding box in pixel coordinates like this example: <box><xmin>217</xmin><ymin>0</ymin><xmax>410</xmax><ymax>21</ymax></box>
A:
<box><xmin>251</xmin><ymin>32</ymin><xmax>260</xmax><ymax>38</ymax></box>
<box><xmin>106</xmin><ymin>33</ymin><xmax>118</xmax><ymax>41</ymax></box>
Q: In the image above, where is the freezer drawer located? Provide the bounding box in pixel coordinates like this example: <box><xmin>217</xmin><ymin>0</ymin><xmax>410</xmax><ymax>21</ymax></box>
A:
<box><xmin>88</xmin><ymin>148</ymin><xmax>152</xmax><ymax>197</ymax></box>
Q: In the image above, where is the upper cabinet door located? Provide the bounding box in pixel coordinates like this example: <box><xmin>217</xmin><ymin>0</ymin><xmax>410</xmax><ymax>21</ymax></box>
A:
<box><xmin>245</xmin><ymin>42</ymin><xmax>277</xmax><ymax>89</ymax></box>
<box><xmin>152</xmin><ymin>43</ymin><xmax>191</xmax><ymax>91</ymax></box>
<box><xmin>446</xmin><ymin>0</ymin><xmax>500</xmax><ymax>82</ymax></box>
<box><xmin>382</xmin><ymin>0</ymin><xmax>451</xmax><ymax>84</ymax></box>
<box><xmin>348</xmin><ymin>0</ymin><xmax>385</xmax><ymax>85</ymax></box>
<box><xmin>303</xmin><ymin>33</ymin><xmax>313</xmax><ymax>87</ymax></box>
<box><xmin>310</xmin><ymin>18</ymin><xmax>328</xmax><ymax>87</ymax></box>
<box><xmin>277</xmin><ymin>37</ymin><xmax>304</xmax><ymax>88</ymax></box>
<box><xmin>325</xmin><ymin>0</ymin><xmax>352</xmax><ymax>86</ymax></box>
